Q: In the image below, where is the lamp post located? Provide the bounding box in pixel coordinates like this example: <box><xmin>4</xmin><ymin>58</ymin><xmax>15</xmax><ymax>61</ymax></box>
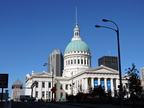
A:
<box><xmin>43</xmin><ymin>63</ymin><xmax>54</xmax><ymax>102</ymax></box>
<box><xmin>95</xmin><ymin>19</ymin><xmax>123</xmax><ymax>108</ymax></box>
<box><xmin>70</xmin><ymin>72</ymin><xmax>74</xmax><ymax>95</ymax></box>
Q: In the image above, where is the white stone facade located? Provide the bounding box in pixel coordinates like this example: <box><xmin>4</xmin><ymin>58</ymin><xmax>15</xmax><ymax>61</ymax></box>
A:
<box><xmin>25</xmin><ymin>66</ymin><xmax>121</xmax><ymax>101</ymax></box>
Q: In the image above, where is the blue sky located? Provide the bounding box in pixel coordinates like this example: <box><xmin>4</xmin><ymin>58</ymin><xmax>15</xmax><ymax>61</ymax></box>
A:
<box><xmin>0</xmin><ymin>0</ymin><xmax>144</xmax><ymax>95</ymax></box>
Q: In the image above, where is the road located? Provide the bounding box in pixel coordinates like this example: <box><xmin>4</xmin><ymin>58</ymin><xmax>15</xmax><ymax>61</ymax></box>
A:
<box><xmin>11</xmin><ymin>101</ymin><xmax>134</xmax><ymax>108</ymax></box>
<box><xmin>11</xmin><ymin>102</ymin><xmax>84</xmax><ymax>108</ymax></box>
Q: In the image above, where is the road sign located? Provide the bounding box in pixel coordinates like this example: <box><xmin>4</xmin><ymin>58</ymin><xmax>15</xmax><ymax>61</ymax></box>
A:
<box><xmin>0</xmin><ymin>74</ymin><xmax>8</xmax><ymax>88</ymax></box>
<box><xmin>51</xmin><ymin>87</ymin><xmax>56</xmax><ymax>93</ymax></box>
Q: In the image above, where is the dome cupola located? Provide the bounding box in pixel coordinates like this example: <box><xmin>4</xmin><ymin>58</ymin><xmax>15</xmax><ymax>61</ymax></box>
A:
<box><xmin>63</xmin><ymin>23</ymin><xmax>91</xmax><ymax>78</ymax></box>
<box><xmin>65</xmin><ymin>23</ymin><xmax>90</xmax><ymax>53</ymax></box>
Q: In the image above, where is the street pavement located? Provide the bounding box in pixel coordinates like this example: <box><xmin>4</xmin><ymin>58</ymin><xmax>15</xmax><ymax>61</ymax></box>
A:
<box><xmin>60</xmin><ymin>102</ymin><xmax>130</xmax><ymax>108</ymax></box>
<box><xmin>2</xmin><ymin>101</ymin><xmax>143</xmax><ymax>108</ymax></box>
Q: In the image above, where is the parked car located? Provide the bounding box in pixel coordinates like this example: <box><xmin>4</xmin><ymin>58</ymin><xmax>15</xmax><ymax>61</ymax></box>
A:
<box><xmin>20</xmin><ymin>95</ymin><xmax>36</xmax><ymax>102</ymax></box>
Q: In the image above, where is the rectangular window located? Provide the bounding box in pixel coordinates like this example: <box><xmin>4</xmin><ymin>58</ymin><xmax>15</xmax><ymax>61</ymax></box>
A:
<box><xmin>48</xmin><ymin>91</ymin><xmax>51</xmax><ymax>98</ymax></box>
<box><xmin>35</xmin><ymin>91</ymin><xmax>38</xmax><ymax>97</ymax></box>
<box><xmin>60</xmin><ymin>84</ymin><xmax>63</xmax><ymax>90</ymax></box>
<box><xmin>46</xmin><ymin>91</ymin><xmax>48</xmax><ymax>98</ymax></box>
<box><xmin>71</xmin><ymin>60</ymin><xmax>73</xmax><ymax>64</ymax></box>
<box><xmin>42</xmin><ymin>91</ymin><xmax>45</xmax><ymax>98</ymax></box>
<box><xmin>42</xmin><ymin>82</ymin><xmax>45</xmax><ymax>88</ymax></box>
<box><xmin>81</xmin><ymin>59</ymin><xmax>83</xmax><ymax>64</ymax></box>
<box><xmin>68</xmin><ymin>60</ymin><xmax>70</xmax><ymax>65</ymax></box>
<box><xmin>36</xmin><ymin>82</ymin><xmax>38</xmax><ymax>88</ymax></box>
<box><xmin>84</xmin><ymin>59</ymin><xmax>86</xmax><ymax>64</ymax></box>
<box><xmin>78</xmin><ymin>59</ymin><xmax>80</xmax><ymax>64</ymax></box>
<box><xmin>65</xmin><ymin>84</ymin><xmax>68</xmax><ymax>90</ymax></box>
<box><xmin>48</xmin><ymin>82</ymin><xmax>51</xmax><ymax>88</ymax></box>
<box><xmin>61</xmin><ymin>92</ymin><xmax>63</xmax><ymax>98</ymax></box>
<box><xmin>74</xmin><ymin>59</ymin><xmax>76</xmax><ymax>64</ymax></box>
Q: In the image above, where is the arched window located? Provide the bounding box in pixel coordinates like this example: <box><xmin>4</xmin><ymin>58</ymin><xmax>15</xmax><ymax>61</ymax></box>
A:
<box><xmin>81</xmin><ymin>59</ymin><xmax>83</xmax><ymax>64</ymax></box>
<box><xmin>71</xmin><ymin>59</ymin><xmax>73</xmax><ymax>64</ymax></box>
<box><xmin>74</xmin><ymin>59</ymin><xmax>76</xmax><ymax>64</ymax></box>
<box><xmin>68</xmin><ymin>60</ymin><xmax>70</xmax><ymax>65</ymax></box>
<box><xmin>78</xmin><ymin>59</ymin><xmax>80</xmax><ymax>64</ymax></box>
<box><xmin>84</xmin><ymin>59</ymin><xmax>86</xmax><ymax>64</ymax></box>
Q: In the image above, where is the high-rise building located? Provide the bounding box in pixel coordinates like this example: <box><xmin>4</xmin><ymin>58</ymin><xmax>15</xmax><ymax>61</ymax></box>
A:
<box><xmin>48</xmin><ymin>50</ymin><xmax>63</xmax><ymax>76</ymax></box>
<box><xmin>98</xmin><ymin>56</ymin><xmax>118</xmax><ymax>70</ymax></box>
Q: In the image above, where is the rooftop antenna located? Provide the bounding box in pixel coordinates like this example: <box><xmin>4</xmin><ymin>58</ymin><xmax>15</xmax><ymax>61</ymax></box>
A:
<box><xmin>108</xmin><ymin>50</ymin><xmax>111</xmax><ymax>56</ymax></box>
<box><xmin>75</xmin><ymin>6</ymin><xmax>78</xmax><ymax>24</ymax></box>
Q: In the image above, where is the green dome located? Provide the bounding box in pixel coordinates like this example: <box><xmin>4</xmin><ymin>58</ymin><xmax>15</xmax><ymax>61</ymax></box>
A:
<box><xmin>65</xmin><ymin>40</ymin><xmax>90</xmax><ymax>53</ymax></box>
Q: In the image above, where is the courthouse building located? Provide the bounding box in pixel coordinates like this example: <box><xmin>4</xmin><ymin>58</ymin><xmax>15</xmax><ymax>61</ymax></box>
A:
<box><xmin>25</xmin><ymin>22</ymin><xmax>126</xmax><ymax>101</ymax></box>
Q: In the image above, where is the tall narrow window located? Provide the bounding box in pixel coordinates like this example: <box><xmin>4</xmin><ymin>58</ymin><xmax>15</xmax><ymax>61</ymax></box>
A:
<box><xmin>78</xmin><ymin>59</ymin><xmax>80</xmax><ymax>64</ymax></box>
<box><xmin>74</xmin><ymin>59</ymin><xmax>76</xmax><ymax>64</ymax></box>
<box><xmin>36</xmin><ymin>82</ymin><xmax>38</xmax><ymax>88</ymax></box>
<box><xmin>71</xmin><ymin>60</ymin><xmax>73</xmax><ymax>64</ymax></box>
<box><xmin>65</xmin><ymin>84</ymin><xmax>68</xmax><ymax>90</ymax></box>
<box><xmin>60</xmin><ymin>84</ymin><xmax>63</xmax><ymax>90</ymax></box>
<box><xmin>61</xmin><ymin>92</ymin><xmax>63</xmax><ymax>98</ymax></box>
<box><xmin>81</xmin><ymin>59</ymin><xmax>83</xmax><ymax>64</ymax></box>
<box><xmin>84</xmin><ymin>59</ymin><xmax>86</xmax><ymax>64</ymax></box>
<box><xmin>87</xmin><ymin>60</ymin><xmax>89</xmax><ymax>65</ymax></box>
<box><xmin>48</xmin><ymin>91</ymin><xmax>51</xmax><ymax>98</ymax></box>
<box><xmin>42</xmin><ymin>91</ymin><xmax>45</xmax><ymax>98</ymax></box>
<box><xmin>48</xmin><ymin>82</ymin><xmax>51</xmax><ymax>88</ymax></box>
<box><xmin>42</xmin><ymin>82</ymin><xmax>45</xmax><ymax>88</ymax></box>
<box><xmin>35</xmin><ymin>91</ymin><xmax>38</xmax><ymax>97</ymax></box>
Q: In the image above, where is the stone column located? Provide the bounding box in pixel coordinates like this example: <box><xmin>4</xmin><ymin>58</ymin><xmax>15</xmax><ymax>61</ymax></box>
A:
<box><xmin>45</xmin><ymin>82</ymin><xmax>48</xmax><ymax>99</ymax></box>
<box><xmin>82</xmin><ymin>58</ymin><xmax>84</xmax><ymax>65</ymax></box>
<box><xmin>85</xmin><ymin>78</ymin><xmax>88</xmax><ymax>93</ymax></box>
<box><xmin>91</xmin><ymin>78</ymin><xmax>94</xmax><ymax>89</ymax></box>
<box><xmin>86</xmin><ymin>57</ymin><xmax>88</xmax><ymax>65</ymax></box>
<box><xmin>98</xmin><ymin>78</ymin><xmax>100</xmax><ymax>86</ymax></box>
<box><xmin>111</xmin><ymin>79</ymin><xmax>114</xmax><ymax>91</ymax></box>
<box><xmin>104</xmin><ymin>78</ymin><xmax>107</xmax><ymax>92</ymax></box>
<box><xmin>38</xmin><ymin>82</ymin><xmax>42</xmax><ymax>99</ymax></box>
<box><xmin>111</xmin><ymin>78</ymin><xmax>114</xmax><ymax>96</ymax></box>
<box><xmin>82</xmin><ymin>78</ymin><xmax>84</xmax><ymax>92</ymax></box>
<box><xmin>116</xmin><ymin>78</ymin><xmax>119</xmax><ymax>90</ymax></box>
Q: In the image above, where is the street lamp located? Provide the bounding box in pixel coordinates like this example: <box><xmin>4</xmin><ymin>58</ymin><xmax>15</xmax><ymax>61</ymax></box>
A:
<box><xmin>95</xmin><ymin>19</ymin><xmax>123</xmax><ymax>108</ymax></box>
<box><xmin>43</xmin><ymin>63</ymin><xmax>54</xmax><ymax>102</ymax></box>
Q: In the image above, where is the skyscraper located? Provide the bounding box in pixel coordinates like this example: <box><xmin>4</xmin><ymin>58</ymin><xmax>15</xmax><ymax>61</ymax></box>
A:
<box><xmin>98</xmin><ymin>56</ymin><xmax>118</xmax><ymax>70</ymax></box>
<box><xmin>48</xmin><ymin>50</ymin><xmax>63</xmax><ymax>76</ymax></box>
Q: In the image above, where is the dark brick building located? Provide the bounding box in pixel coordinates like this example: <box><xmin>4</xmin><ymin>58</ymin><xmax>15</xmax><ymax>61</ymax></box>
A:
<box><xmin>98</xmin><ymin>56</ymin><xmax>118</xmax><ymax>70</ymax></box>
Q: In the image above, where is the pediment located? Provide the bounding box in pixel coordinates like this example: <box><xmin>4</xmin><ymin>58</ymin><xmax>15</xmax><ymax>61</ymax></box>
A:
<box><xmin>25</xmin><ymin>72</ymin><xmax>52</xmax><ymax>82</ymax></box>
<box><xmin>86</xmin><ymin>65</ymin><xmax>119</xmax><ymax>74</ymax></box>
<box><xmin>32</xmin><ymin>72</ymin><xmax>52</xmax><ymax>77</ymax></box>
